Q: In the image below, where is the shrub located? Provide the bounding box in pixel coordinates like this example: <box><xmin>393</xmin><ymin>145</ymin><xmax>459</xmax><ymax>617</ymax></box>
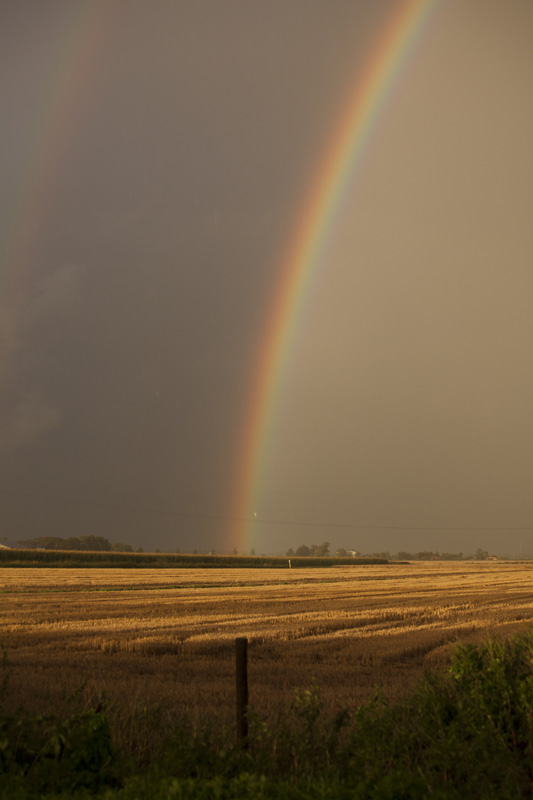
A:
<box><xmin>0</xmin><ymin>706</ymin><xmax>118</xmax><ymax>795</ymax></box>
<box><xmin>2</xmin><ymin>632</ymin><xmax>533</xmax><ymax>798</ymax></box>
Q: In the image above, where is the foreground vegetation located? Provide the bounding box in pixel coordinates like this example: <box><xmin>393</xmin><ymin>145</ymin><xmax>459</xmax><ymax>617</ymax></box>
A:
<box><xmin>3</xmin><ymin>564</ymin><xmax>533</xmax><ymax>796</ymax></box>
<box><xmin>2</xmin><ymin>632</ymin><xmax>533</xmax><ymax>798</ymax></box>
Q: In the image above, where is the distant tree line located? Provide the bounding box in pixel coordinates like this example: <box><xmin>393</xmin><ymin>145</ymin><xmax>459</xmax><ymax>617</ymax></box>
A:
<box><xmin>286</xmin><ymin>542</ymin><xmax>330</xmax><ymax>557</ymax></box>
<box><xmin>282</xmin><ymin>546</ymin><xmax>495</xmax><ymax>561</ymax></box>
<box><xmin>394</xmin><ymin>551</ymin><xmax>463</xmax><ymax>561</ymax></box>
<box><xmin>16</xmin><ymin>535</ymin><xmax>133</xmax><ymax>552</ymax></box>
<box><xmin>384</xmin><ymin>549</ymin><xmax>492</xmax><ymax>561</ymax></box>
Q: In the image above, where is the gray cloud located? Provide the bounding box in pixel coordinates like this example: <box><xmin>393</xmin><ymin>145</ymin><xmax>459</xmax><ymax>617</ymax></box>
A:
<box><xmin>28</xmin><ymin>263</ymin><xmax>85</xmax><ymax>323</ymax></box>
<box><xmin>0</xmin><ymin>388</ymin><xmax>60</xmax><ymax>450</ymax></box>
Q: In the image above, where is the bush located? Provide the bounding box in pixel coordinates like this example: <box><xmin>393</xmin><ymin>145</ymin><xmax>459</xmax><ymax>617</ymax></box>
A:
<box><xmin>2</xmin><ymin>632</ymin><xmax>533</xmax><ymax>797</ymax></box>
<box><xmin>0</xmin><ymin>706</ymin><xmax>118</xmax><ymax>796</ymax></box>
<box><xmin>345</xmin><ymin>634</ymin><xmax>533</xmax><ymax>797</ymax></box>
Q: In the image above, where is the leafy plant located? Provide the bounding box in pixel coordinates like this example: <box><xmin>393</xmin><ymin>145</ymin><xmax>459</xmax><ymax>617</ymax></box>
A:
<box><xmin>2</xmin><ymin>632</ymin><xmax>533</xmax><ymax>798</ymax></box>
<box><xmin>0</xmin><ymin>705</ymin><xmax>118</xmax><ymax>795</ymax></box>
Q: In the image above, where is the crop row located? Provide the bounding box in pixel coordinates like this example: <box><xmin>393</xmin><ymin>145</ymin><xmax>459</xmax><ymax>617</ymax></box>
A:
<box><xmin>0</xmin><ymin>548</ymin><xmax>387</xmax><ymax>568</ymax></box>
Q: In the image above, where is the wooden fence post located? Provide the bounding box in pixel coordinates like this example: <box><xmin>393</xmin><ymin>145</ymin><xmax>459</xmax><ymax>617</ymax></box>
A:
<box><xmin>235</xmin><ymin>636</ymin><xmax>248</xmax><ymax>745</ymax></box>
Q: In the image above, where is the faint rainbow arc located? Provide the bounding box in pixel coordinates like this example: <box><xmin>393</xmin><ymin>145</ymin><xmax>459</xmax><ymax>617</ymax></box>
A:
<box><xmin>2</xmin><ymin>1</ymin><xmax>118</xmax><ymax>377</ymax></box>
<box><xmin>230</xmin><ymin>0</ymin><xmax>440</xmax><ymax>552</ymax></box>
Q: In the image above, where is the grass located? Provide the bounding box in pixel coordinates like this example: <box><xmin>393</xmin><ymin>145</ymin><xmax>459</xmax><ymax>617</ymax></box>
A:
<box><xmin>2</xmin><ymin>632</ymin><xmax>533</xmax><ymax>798</ymax></box>
<box><xmin>2</xmin><ymin>562</ymin><xmax>533</xmax><ymax>796</ymax></box>
<box><xmin>2</xmin><ymin>562</ymin><xmax>533</xmax><ymax>724</ymax></box>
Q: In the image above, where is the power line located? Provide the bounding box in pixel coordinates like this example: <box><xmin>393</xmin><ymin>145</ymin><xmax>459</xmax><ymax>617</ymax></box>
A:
<box><xmin>1</xmin><ymin>485</ymin><xmax>533</xmax><ymax>532</ymax></box>
<box><xmin>245</xmin><ymin>517</ymin><xmax>533</xmax><ymax>533</ymax></box>
<box><xmin>0</xmin><ymin>486</ymin><xmax>232</xmax><ymax>522</ymax></box>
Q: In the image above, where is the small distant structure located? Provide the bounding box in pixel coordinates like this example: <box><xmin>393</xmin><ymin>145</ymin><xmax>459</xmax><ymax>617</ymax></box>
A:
<box><xmin>485</xmin><ymin>555</ymin><xmax>498</xmax><ymax>561</ymax></box>
<box><xmin>346</xmin><ymin>550</ymin><xmax>360</xmax><ymax>558</ymax></box>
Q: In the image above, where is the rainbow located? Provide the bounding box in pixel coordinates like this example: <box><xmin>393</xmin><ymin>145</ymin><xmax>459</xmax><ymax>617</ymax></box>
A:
<box><xmin>2</xmin><ymin>2</ymin><xmax>117</xmax><ymax>372</ymax></box>
<box><xmin>230</xmin><ymin>0</ymin><xmax>440</xmax><ymax>553</ymax></box>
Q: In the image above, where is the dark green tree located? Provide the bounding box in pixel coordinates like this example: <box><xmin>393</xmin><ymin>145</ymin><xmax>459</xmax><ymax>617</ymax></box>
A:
<box><xmin>111</xmin><ymin>542</ymin><xmax>133</xmax><ymax>552</ymax></box>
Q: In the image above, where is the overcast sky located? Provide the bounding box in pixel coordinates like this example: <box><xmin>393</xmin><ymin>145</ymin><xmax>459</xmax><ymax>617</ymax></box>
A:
<box><xmin>1</xmin><ymin>0</ymin><xmax>533</xmax><ymax>556</ymax></box>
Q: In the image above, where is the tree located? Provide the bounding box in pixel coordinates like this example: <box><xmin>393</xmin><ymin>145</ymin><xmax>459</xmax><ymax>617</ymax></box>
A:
<box><xmin>315</xmin><ymin>541</ymin><xmax>330</xmax><ymax>557</ymax></box>
<box><xmin>111</xmin><ymin>542</ymin><xmax>133</xmax><ymax>552</ymax></box>
<box><xmin>286</xmin><ymin>547</ymin><xmax>295</xmax><ymax>557</ymax></box>
<box><xmin>295</xmin><ymin>544</ymin><xmax>310</xmax><ymax>557</ymax></box>
<box><xmin>415</xmin><ymin>551</ymin><xmax>435</xmax><ymax>561</ymax></box>
<box><xmin>79</xmin><ymin>536</ymin><xmax>111</xmax><ymax>551</ymax></box>
<box><xmin>336</xmin><ymin>547</ymin><xmax>347</xmax><ymax>557</ymax></box>
<box><xmin>232</xmin><ymin>548</ymin><xmax>238</xmax><ymax>556</ymax></box>
<box><xmin>250</xmin><ymin>548</ymin><xmax>256</xmax><ymax>556</ymax></box>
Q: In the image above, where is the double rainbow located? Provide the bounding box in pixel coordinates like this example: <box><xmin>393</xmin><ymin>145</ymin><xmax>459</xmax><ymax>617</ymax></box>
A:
<box><xmin>230</xmin><ymin>0</ymin><xmax>440</xmax><ymax>553</ymax></box>
<box><xmin>3</xmin><ymin>1</ymin><xmax>439</xmax><ymax>547</ymax></box>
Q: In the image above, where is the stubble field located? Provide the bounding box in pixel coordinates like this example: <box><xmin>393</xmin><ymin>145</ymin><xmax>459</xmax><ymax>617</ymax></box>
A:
<box><xmin>1</xmin><ymin>561</ymin><xmax>533</xmax><ymax>731</ymax></box>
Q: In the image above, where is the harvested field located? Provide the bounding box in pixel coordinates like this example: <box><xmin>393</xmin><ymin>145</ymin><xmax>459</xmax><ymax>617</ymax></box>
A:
<box><xmin>1</xmin><ymin>561</ymin><xmax>533</xmax><ymax>729</ymax></box>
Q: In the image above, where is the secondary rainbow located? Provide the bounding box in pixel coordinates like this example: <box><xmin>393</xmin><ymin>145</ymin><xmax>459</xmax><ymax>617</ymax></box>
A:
<box><xmin>2</xmin><ymin>2</ymin><xmax>117</xmax><ymax>381</ymax></box>
<box><xmin>229</xmin><ymin>0</ymin><xmax>440</xmax><ymax>553</ymax></box>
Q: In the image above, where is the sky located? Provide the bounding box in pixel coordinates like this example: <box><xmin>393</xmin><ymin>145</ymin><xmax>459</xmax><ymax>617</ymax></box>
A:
<box><xmin>1</xmin><ymin>0</ymin><xmax>533</xmax><ymax>557</ymax></box>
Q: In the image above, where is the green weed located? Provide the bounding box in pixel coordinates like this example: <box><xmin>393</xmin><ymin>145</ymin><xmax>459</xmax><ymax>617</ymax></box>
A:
<box><xmin>0</xmin><ymin>705</ymin><xmax>118</xmax><ymax>795</ymax></box>
<box><xmin>2</xmin><ymin>631</ymin><xmax>533</xmax><ymax>798</ymax></box>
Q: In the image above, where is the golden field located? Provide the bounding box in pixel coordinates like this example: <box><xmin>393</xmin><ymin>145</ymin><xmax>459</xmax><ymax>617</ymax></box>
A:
<box><xmin>1</xmin><ymin>561</ymin><xmax>533</xmax><ymax>728</ymax></box>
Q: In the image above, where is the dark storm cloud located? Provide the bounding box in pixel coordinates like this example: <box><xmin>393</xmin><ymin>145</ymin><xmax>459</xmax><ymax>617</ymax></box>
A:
<box><xmin>29</xmin><ymin>263</ymin><xmax>86</xmax><ymax>325</ymax></box>
<box><xmin>1</xmin><ymin>1</ymin><xmax>533</xmax><ymax>554</ymax></box>
<box><xmin>0</xmin><ymin>388</ymin><xmax>60</xmax><ymax>450</ymax></box>
<box><xmin>2</xmin><ymin>1</ymin><xmax>380</xmax><ymax>549</ymax></box>
<box><xmin>0</xmin><ymin>263</ymin><xmax>85</xmax><ymax>450</ymax></box>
